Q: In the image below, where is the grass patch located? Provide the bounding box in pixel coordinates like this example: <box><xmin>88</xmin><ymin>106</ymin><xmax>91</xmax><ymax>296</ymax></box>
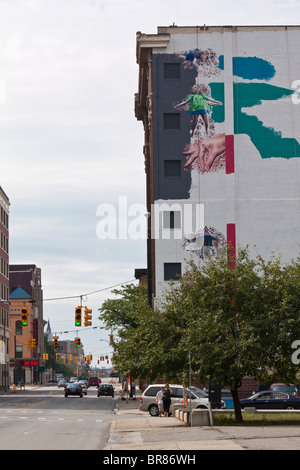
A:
<box><xmin>213</xmin><ymin>411</ymin><xmax>300</xmax><ymax>426</ymax></box>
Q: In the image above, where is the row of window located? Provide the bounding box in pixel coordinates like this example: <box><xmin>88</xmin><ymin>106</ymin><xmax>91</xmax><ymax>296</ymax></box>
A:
<box><xmin>160</xmin><ymin>62</ymin><xmax>190</xmax><ymax>282</ymax></box>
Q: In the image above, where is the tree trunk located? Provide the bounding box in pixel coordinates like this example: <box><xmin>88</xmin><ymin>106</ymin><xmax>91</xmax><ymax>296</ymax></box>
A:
<box><xmin>231</xmin><ymin>382</ymin><xmax>243</xmax><ymax>423</ymax></box>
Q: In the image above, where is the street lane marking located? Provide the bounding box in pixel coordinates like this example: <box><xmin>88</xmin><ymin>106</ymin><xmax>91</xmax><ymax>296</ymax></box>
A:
<box><xmin>20</xmin><ymin>400</ymin><xmax>50</xmax><ymax>410</ymax></box>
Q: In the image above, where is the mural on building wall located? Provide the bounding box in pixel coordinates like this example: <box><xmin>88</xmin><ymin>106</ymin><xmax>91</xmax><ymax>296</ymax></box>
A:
<box><xmin>174</xmin><ymin>49</ymin><xmax>300</xmax><ymax>174</ymax></box>
<box><xmin>174</xmin><ymin>48</ymin><xmax>225</xmax><ymax>174</ymax></box>
<box><xmin>182</xmin><ymin>226</ymin><xmax>225</xmax><ymax>259</ymax></box>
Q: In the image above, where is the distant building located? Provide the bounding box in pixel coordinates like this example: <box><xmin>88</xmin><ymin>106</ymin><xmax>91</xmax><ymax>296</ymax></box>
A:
<box><xmin>0</xmin><ymin>186</ymin><xmax>10</xmax><ymax>392</ymax></box>
<box><xmin>56</xmin><ymin>339</ymin><xmax>85</xmax><ymax>377</ymax></box>
<box><xmin>9</xmin><ymin>265</ymin><xmax>46</xmax><ymax>385</ymax></box>
<box><xmin>134</xmin><ymin>268</ymin><xmax>147</xmax><ymax>286</ymax></box>
<box><xmin>44</xmin><ymin>319</ymin><xmax>53</xmax><ymax>342</ymax></box>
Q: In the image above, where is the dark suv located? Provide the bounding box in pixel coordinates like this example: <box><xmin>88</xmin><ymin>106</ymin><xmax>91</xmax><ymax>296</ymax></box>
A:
<box><xmin>88</xmin><ymin>376</ymin><xmax>101</xmax><ymax>387</ymax></box>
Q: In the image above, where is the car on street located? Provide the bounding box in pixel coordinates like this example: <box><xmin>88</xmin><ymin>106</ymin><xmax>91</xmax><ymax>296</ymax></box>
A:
<box><xmin>97</xmin><ymin>384</ymin><xmax>114</xmax><ymax>397</ymax></box>
<box><xmin>80</xmin><ymin>379</ymin><xmax>89</xmax><ymax>388</ymax></box>
<box><xmin>77</xmin><ymin>381</ymin><xmax>88</xmax><ymax>395</ymax></box>
<box><xmin>139</xmin><ymin>384</ymin><xmax>213</xmax><ymax>416</ymax></box>
<box><xmin>69</xmin><ymin>377</ymin><xmax>78</xmax><ymax>383</ymax></box>
<box><xmin>64</xmin><ymin>383</ymin><xmax>84</xmax><ymax>398</ymax></box>
<box><xmin>88</xmin><ymin>376</ymin><xmax>101</xmax><ymax>387</ymax></box>
<box><xmin>240</xmin><ymin>390</ymin><xmax>300</xmax><ymax>410</ymax></box>
<box><xmin>58</xmin><ymin>379</ymin><xmax>68</xmax><ymax>388</ymax></box>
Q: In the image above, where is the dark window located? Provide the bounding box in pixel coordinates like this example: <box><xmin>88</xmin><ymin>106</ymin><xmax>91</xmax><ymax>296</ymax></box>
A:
<box><xmin>16</xmin><ymin>345</ymin><xmax>23</xmax><ymax>359</ymax></box>
<box><xmin>16</xmin><ymin>320</ymin><xmax>22</xmax><ymax>335</ymax></box>
<box><xmin>163</xmin><ymin>113</ymin><xmax>180</xmax><ymax>130</ymax></box>
<box><xmin>164</xmin><ymin>63</ymin><xmax>180</xmax><ymax>79</ymax></box>
<box><xmin>145</xmin><ymin>386</ymin><xmax>161</xmax><ymax>397</ymax></box>
<box><xmin>163</xmin><ymin>211</ymin><xmax>181</xmax><ymax>229</ymax></box>
<box><xmin>171</xmin><ymin>388</ymin><xmax>184</xmax><ymax>398</ymax></box>
<box><xmin>164</xmin><ymin>160</ymin><xmax>181</xmax><ymax>177</ymax></box>
<box><xmin>164</xmin><ymin>263</ymin><xmax>181</xmax><ymax>281</ymax></box>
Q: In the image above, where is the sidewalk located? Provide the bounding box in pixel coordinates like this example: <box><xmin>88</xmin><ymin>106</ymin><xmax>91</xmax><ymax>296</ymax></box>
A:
<box><xmin>104</xmin><ymin>390</ymin><xmax>244</xmax><ymax>451</ymax></box>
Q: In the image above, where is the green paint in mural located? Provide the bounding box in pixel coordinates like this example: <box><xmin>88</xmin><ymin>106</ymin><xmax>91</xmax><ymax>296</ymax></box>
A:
<box><xmin>209</xmin><ymin>83</ymin><xmax>225</xmax><ymax>123</ymax></box>
<box><xmin>233</xmin><ymin>83</ymin><xmax>300</xmax><ymax>159</ymax></box>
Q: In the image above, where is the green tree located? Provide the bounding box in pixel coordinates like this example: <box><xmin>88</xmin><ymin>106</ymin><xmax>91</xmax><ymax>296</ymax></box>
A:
<box><xmin>98</xmin><ymin>249</ymin><xmax>300</xmax><ymax>423</ymax></box>
<box><xmin>98</xmin><ymin>284</ymin><xmax>150</xmax><ymax>378</ymax></box>
<box><xmin>160</xmin><ymin>247</ymin><xmax>300</xmax><ymax>422</ymax></box>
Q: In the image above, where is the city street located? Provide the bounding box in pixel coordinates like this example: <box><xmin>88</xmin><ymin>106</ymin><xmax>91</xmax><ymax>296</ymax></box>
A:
<box><xmin>0</xmin><ymin>384</ymin><xmax>117</xmax><ymax>450</ymax></box>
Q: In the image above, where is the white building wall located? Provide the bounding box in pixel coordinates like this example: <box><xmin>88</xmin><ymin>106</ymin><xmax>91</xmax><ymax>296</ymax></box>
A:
<box><xmin>152</xmin><ymin>27</ymin><xmax>300</xmax><ymax>297</ymax></box>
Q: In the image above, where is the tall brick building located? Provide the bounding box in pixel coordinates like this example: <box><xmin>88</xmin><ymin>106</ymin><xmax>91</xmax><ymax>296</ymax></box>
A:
<box><xmin>0</xmin><ymin>186</ymin><xmax>9</xmax><ymax>391</ymax></box>
<box><xmin>9</xmin><ymin>265</ymin><xmax>46</xmax><ymax>384</ymax></box>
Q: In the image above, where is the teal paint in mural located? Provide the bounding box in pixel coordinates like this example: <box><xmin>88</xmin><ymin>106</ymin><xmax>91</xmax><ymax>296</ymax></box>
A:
<box><xmin>234</xmin><ymin>83</ymin><xmax>300</xmax><ymax>158</ymax></box>
<box><xmin>209</xmin><ymin>83</ymin><xmax>224</xmax><ymax>123</ymax></box>
<box><xmin>218</xmin><ymin>56</ymin><xmax>275</xmax><ymax>81</ymax></box>
<box><xmin>232</xmin><ymin>57</ymin><xmax>276</xmax><ymax>80</ymax></box>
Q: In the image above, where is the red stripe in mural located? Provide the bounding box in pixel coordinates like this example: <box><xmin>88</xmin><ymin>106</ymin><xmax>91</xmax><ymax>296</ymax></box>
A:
<box><xmin>225</xmin><ymin>135</ymin><xmax>234</xmax><ymax>174</ymax></box>
<box><xmin>227</xmin><ymin>223</ymin><xmax>236</xmax><ymax>268</ymax></box>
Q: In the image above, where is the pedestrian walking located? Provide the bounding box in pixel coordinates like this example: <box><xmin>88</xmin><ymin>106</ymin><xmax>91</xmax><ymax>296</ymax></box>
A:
<box><xmin>131</xmin><ymin>380</ymin><xmax>136</xmax><ymax>399</ymax></box>
<box><xmin>163</xmin><ymin>383</ymin><xmax>172</xmax><ymax>417</ymax></box>
<box><xmin>156</xmin><ymin>387</ymin><xmax>164</xmax><ymax>417</ymax></box>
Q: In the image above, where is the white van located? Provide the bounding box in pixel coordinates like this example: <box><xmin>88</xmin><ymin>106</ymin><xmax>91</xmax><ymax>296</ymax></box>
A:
<box><xmin>139</xmin><ymin>384</ymin><xmax>213</xmax><ymax>416</ymax></box>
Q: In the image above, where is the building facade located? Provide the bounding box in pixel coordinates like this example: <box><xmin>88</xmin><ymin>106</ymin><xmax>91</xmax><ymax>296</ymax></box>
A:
<box><xmin>0</xmin><ymin>186</ymin><xmax>10</xmax><ymax>391</ymax></box>
<box><xmin>135</xmin><ymin>25</ymin><xmax>300</xmax><ymax>300</ymax></box>
<box><xmin>9</xmin><ymin>265</ymin><xmax>46</xmax><ymax>384</ymax></box>
<box><xmin>56</xmin><ymin>339</ymin><xmax>86</xmax><ymax>378</ymax></box>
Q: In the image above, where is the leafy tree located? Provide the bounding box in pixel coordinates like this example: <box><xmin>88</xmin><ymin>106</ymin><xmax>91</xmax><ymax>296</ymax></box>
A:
<box><xmin>98</xmin><ymin>284</ymin><xmax>150</xmax><ymax>378</ymax></box>
<box><xmin>160</xmin><ymin>247</ymin><xmax>300</xmax><ymax>422</ymax></box>
<box><xmin>98</xmin><ymin>249</ymin><xmax>300</xmax><ymax>423</ymax></box>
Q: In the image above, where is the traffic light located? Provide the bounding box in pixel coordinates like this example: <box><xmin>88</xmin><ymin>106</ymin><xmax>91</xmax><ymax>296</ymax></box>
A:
<box><xmin>27</xmin><ymin>338</ymin><xmax>32</xmax><ymax>349</ymax></box>
<box><xmin>84</xmin><ymin>307</ymin><xmax>92</xmax><ymax>326</ymax></box>
<box><xmin>75</xmin><ymin>337</ymin><xmax>81</xmax><ymax>348</ymax></box>
<box><xmin>32</xmin><ymin>338</ymin><xmax>37</xmax><ymax>348</ymax></box>
<box><xmin>75</xmin><ymin>306</ymin><xmax>82</xmax><ymax>326</ymax></box>
<box><xmin>21</xmin><ymin>307</ymin><xmax>28</xmax><ymax>326</ymax></box>
<box><xmin>43</xmin><ymin>353</ymin><xmax>49</xmax><ymax>360</ymax></box>
<box><xmin>53</xmin><ymin>337</ymin><xmax>59</xmax><ymax>350</ymax></box>
<box><xmin>86</xmin><ymin>354</ymin><xmax>92</xmax><ymax>363</ymax></box>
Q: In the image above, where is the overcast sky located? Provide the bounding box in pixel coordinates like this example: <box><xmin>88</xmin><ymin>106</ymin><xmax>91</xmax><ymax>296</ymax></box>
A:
<box><xmin>1</xmin><ymin>0</ymin><xmax>299</xmax><ymax>366</ymax></box>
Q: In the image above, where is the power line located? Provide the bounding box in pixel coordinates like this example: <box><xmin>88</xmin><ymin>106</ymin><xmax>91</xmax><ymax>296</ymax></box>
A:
<box><xmin>53</xmin><ymin>325</ymin><xmax>106</xmax><ymax>335</ymax></box>
<box><xmin>43</xmin><ymin>279</ymin><xmax>137</xmax><ymax>302</ymax></box>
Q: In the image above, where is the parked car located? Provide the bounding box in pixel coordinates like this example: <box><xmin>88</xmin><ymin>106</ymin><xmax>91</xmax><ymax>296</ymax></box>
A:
<box><xmin>270</xmin><ymin>383</ymin><xmax>300</xmax><ymax>396</ymax></box>
<box><xmin>88</xmin><ymin>376</ymin><xmax>101</xmax><ymax>387</ymax></box>
<box><xmin>139</xmin><ymin>384</ymin><xmax>213</xmax><ymax>417</ymax></box>
<box><xmin>64</xmin><ymin>383</ymin><xmax>84</xmax><ymax>398</ymax></box>
<box><xmin>240</xmin><ymin>390</ymin><xmax>300</xmax><ymax>410</ymax></box>
<box><xmin>97</xmin><ymin>384</ymin><xmax>114</xmax><ymax>397</ymax></box>
<box><xmin>77</xmin><ymin>381</ymin><xmax>88</xmax><ymax>395</ymax></box>
<box><xmin>58</xmin><ymin>379</ymin><xmax>68</xmax><ymax>388</ymax></box>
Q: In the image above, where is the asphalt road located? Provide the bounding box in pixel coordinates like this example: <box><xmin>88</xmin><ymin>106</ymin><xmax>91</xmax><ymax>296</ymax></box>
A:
<box><xmin>0</xmin><ymin>384</ymin><xmax>117</xmax><ymax>450</ymax></box>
